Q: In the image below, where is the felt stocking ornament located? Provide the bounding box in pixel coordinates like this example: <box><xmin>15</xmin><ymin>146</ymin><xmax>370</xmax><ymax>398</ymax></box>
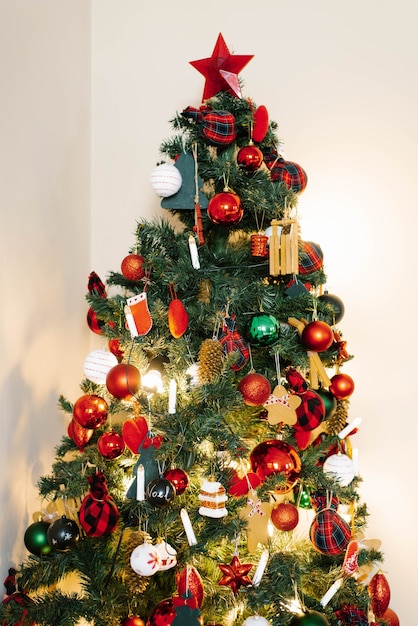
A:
<box><xmin>125</xmin><ymin>292</ymin><xmax>152</xmax><ymax>337</ymax></box>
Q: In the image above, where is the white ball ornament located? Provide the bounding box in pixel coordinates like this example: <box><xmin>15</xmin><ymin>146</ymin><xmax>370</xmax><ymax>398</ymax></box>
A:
<box><xmin>154</xmin><ymin>540</ymin><xmax>177</xmax><ymax>571</ymax></box>
<box><xmin>130</xmin><ymin>541</ymin><xmax>161</xmax><ymax>576</ymax></box>
<box><xmin>243</xmin><ymin>617</ymin><xmax>271</xmax><ymax>626</ymax></box>
<box><xmin>83</xmin><ymin>349</ymin><xmax>118</xmax><ymax>384</ymax></box>
<box><xmin>150</xmin><ymin>163</ymin><xmax>182</xmax><ymax>198</ymax></box>
<box><xmin>323</xmin><ymin>452</ymin><xmax>355</xmax><ymax>487</ymax></box>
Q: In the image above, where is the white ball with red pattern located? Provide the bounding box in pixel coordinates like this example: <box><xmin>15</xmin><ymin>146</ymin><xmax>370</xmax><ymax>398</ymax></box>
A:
<box><xmin>130</xmin><ymin>542</ymin><xmax>160</xmax><ymax>576</ymax></box>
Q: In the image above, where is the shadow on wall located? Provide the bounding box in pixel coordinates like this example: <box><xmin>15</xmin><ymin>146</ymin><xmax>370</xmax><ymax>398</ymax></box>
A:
<box><xmin>0</xmin><ymin>364</ymin><xmax>65</xmax><ymax>576</ymax></box>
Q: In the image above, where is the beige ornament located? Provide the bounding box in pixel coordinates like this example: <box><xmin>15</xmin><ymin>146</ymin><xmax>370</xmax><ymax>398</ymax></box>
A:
<box><xmin>263</xmin><ymin>384</ymin><xmax>301</xmax><ymax>426</ymax></box>
<box><xmin>239</xmin><ymin>490</ymin><xmax>273</xmax><ymax>553</ymax></box>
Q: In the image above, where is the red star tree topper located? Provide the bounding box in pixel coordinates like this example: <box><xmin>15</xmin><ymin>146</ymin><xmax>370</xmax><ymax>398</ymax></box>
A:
<box><xmin>190</xmin><ymin>33</ymin><xmax>253</xmax><ymax>101</ymax></box>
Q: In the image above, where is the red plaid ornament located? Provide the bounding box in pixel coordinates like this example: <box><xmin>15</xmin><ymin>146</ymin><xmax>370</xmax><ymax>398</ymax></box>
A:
<box><xmin>309</xmin><ymin>492</ymin><xmax>351</xmax><ymax>556</ymax></box>
<box><xmin>182</xmin><ymin>106</ymin><xmax>237</xmax><ymax>146</ymax></box>
<box><xmin>285</xmin><ymin>369</ymin><xmax>325</xmax><ymax>432</ymax></box>
<box><xmin>79</xmin><ymin>471</ymin><xmax>119</xmax><ymax>537</ymax></box>
<box><xmin>262</xmin><ymin>149</ymin><xmax>307</xmax><ymax>193</ymax></box>
<box><xmin>334</xmin><ymin>605</ymin><xmax>369</xmax><ymax>626</ymax></box>
<box><xmin>219</xmin><ymin>315</ymin><xmax>250</xmax><ymax>371</ymax></box>
<box><xmin>299</xmin><ymin>241</ymin><xmax>324</xmax><ymax>275</ymax></box>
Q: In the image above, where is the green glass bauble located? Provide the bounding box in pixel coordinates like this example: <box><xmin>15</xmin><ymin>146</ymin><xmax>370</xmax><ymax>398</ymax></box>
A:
<box><xmin>24</xmin><ymin>520</ymin><xmax>53</xmax><ymax>556</ymax></box>
<box><xmin>289</xmin><ymin>610</ymin><xmax>330</xmax><ymax>626</ymax></box>
<box><xmin>296</xmin><ymin>486</ymin><xmax>312</xmax><ymax>509</ymax></box>
<box><xmin>316</xmin><ymin>388</ymin><xmax>337</xmax><ymax>419</ymax></box>
<box><xmin>245</xmin><ymin>313</ymin><xmax>280</xmax><ymax>347</ymax></box>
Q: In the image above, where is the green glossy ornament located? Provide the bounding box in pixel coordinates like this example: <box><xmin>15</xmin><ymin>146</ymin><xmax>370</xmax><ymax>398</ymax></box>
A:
<box><xmin>245</xmin><ymin>313</ymin><xmax>280</xmax><ymax>347</ymax></box>
<box><xmin>316</xmin><ymin>388</ymin><xmax>337</xmax><ymax>419</ymax></box>
<box><xmin>289</xmin><ymin>610</ymin><xmax>330</xmax><ymax>626</ymax></box>
<box><xmin>24</xmin><ymin>519</ymin><xmax>53</xmax><ymax>556</ymax></box>
<box><xmin>296</xmin><ymin>486</ymin><xmax>312</xmax><ymax>509</ymax></box>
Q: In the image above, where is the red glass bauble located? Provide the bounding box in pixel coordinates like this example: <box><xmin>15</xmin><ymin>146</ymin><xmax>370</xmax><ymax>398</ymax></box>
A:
<box><xmin>301</xmin><ymin>321</ymin><xmax>333</xmax><ymax>352</ymax></box>
<box><xmin>163</xmin><ymin>468</ymin><xmax>189</xmax><ymax>495</ymax></box>
<box><xmin>237</xmin><ymin>144</ymin><xmax>264</xmax><ymax>171</ymax></box>
<box><xmin>108</xmin><ymin>338</ymin><xmax>124</xmax><ymax>361</ymax></box>
<box><xmin>68</xmin><ymin>419</ymin><xmax>94</xmax><ymax>451</ymax></box>
<box><xmin>380</xmin><ymin>608</ymin><xmax>399</xmax><ymax>626</ymax></box>
<box><xmin>238</xmin><ymin>372</ymin><xmax>271</xmax><ymax>406</ymax></box>
<box><xmin>271</xmin><ymin>501</ymin><xmax>299</xmax><ymax>531</ymax></box>
<box><xmin>176</xmin><ymin>565</ymin><xmax>204</xmax><ymax>608</ymax></box>
<box><xmin>73</xmin><ymin>394</ymin><xmax>108</xmax><ymax>429</ymax></box>
<box><xmin>106</xmin><ymin>363</ymin><xmax>141</xmax><ymax>399</ymax></box>
<box><xmin>146</xmin><ymin>598</ymin><xmax>176</xmax><ymax>626</ymax></box>
<box><xmin>121</xmin><ymin>617</ymin><xmax>145</xmax><ymax>626</ymax></box>
<box><xmin>329</xmin><ymin>373</ymin><xmax>355</xmax><ymax>399</ymax></box>
<box><xmin>87</xmin><ymin>307</ymin><xmax>104</xmax><ymax>335</ymax></box>
<box><xmin>121</xmin><ymin>254</ymin><xmax>145</xmax><ymax>281</ymax></box>
<box><xmin>368</xmin><ymin>572</ymin><xmax>391</xmax><ymax>617</ymax></box>
<box><xmin>207</xmin><ymin>191</ymin><xmax>243</xmax><ymax>226</ymax></box>
<box><xmin>97</xmin><ymin>431</ymin><xmax>125</xmax><ymax>460</ymax></box>
<box><xmin>250</xmin><ymin>439</ymin><xmax>301</xmax><ymax>492</ymax></box>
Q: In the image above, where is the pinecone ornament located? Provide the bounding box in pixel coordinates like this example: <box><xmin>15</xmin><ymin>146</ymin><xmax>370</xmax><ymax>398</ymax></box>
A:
<box><xmin>198</xmin><ymin>339</ymin><xmax>225</xmax><ymax>384</ymax></box>
<box><xmin>324</xmin><ymin>398</ymin><xmax>350</xmax><ymax>435</ymax></box>
<box><xmin>124</xmin><ymin>530</ymin><xmax>150</xmax><ymax>595</ymax></box>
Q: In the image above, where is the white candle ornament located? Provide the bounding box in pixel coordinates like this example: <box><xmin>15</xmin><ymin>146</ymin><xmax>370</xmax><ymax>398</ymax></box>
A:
<box><xmin>168</xmin><ymin>379</ymin><xmax>177</xmax><ymax>414</ymax></box>
<box><xmin>180</xmin><ymin>508</ymin><xmax>197</xmax><ymax>546</ymax></box>
<box><xmin>252</xmin><ymin>549</ymin><xmax>269</xmax><ymax>586</ymax></box>
<box><xmin>136</xmin><ymin>464</ymin><xmax>145</xmax><ymax>501</ymax></box>
<box><xmin>188</xmin><ymin>234</ymin><xmax>200</xmax><ymax>269</ymax></box>
<box><xmin>338</xmin><ymin>417</ymin><xmax>362</xmax><ymax>439</ymax></box>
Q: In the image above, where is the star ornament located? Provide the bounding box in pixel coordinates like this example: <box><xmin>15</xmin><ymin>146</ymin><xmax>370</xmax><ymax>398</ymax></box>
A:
<box><xmin>218</xmin><ymin>555</ymin><xmax>253</xmax><ymax>595</ymax></box>
<box><xmin>190</xmin><ymin>33</ymin><xmax>254</xmax><ymax>101</ymax></box>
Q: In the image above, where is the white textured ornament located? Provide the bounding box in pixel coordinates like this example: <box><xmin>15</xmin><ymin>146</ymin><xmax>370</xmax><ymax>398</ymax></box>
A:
<box><xmin>83</xmin><ymin>350</ymin><xmax>118</xmax><ymax>384</ymax></box>
<box><xmin>323</xmin><ymin>452</ymin><xmax>355</xmax><ymax>487</ymax></box>
<box><xmin>130</xmin><ymin>541</ymin><xmax>160</xmax><ymax>576</ymax></box>
<box><xmin>243</xmin><ymin>616</ymin><xmax>271</xmax><ymax>626</ymax></box>
<box><xmin>150</xmin><ymin>163</ymin><xmax>182</xmax><ymax>197</ymax></box>
<box><xmin>154</xmin><ymin>540</ymin><xmax>177</xmax><ymax>570</ymax></box>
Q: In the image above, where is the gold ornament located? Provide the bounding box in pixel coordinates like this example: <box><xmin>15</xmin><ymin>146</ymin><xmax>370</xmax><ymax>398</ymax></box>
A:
<box><xmin>198</xmin><ymin>338</ymin><xmax>225</xmax><ymax>384</ymax></box>
<box><xmin>324</xmin><ymin>398</ymin><xmax>350</xmax><ymax>435</ymax></box>
<box><xmin>123</xmin><ymin>530</ymin><xmax>151</xmax><ymax>595</ymax></box>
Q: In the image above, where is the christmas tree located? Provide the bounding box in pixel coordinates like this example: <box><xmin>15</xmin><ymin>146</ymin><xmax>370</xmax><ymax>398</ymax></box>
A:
<box><xmin>1</xmin><ymin>34</ymin><xmax>399</xmax><ymax>626</ymax></box>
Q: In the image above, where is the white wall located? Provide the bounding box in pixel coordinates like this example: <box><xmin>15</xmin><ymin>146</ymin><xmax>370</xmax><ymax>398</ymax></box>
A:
<box><xmin>0</xmin><ymin>0</ymin><xmax>91</xmax><ymax>572</ymax></box>
<box><xmin>0</xmin><ymin>1</ymin><xmax>415</xmax><ymax>622</ymax></box>
<box><xmin>91</xmin><ymin>2</ymin><xmax>418</xmax><ymax>623</ymax></box>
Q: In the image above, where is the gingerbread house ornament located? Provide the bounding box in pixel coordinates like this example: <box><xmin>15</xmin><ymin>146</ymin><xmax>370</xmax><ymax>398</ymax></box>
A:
<box><xmin>198</xmin><ymin>479</ymin><xmax>228</xmax><ymax>518</ymax></box>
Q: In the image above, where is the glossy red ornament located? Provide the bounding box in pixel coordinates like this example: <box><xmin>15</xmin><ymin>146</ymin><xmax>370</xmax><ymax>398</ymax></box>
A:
<box><xmin>121</xmin><ymin>253</ymin><xmax>145</xmax><ymax>280</ymax></box>
<box><xmin>121</xmin><ymin>617</ymin><xmax>145</xmax><ymax>626</ymax></box>
<box><xmin>106</xmin><ymin>363</ymin><xmax>141</xmax><ymax>399</ymax></box>
<box><xmin>250</xmin><ymin>439</ymin><xmax>301</xmax><ymax>492</ymax></box>
<box><xmin>237</xmin><ymin>144</ymin><xmax>263</xmax><ymax>171</ymax></box>
<box><xmin>368</xmin><ymin>572</ymin><xmax>391</xmax><ymax>617</ymax></box>
<box><xmin>163</xmin><ymin>468</ymin><xmax>189</xmax><ymax>495</ymax></box>
<box><xmin>271</xmin><ymin>501</ymin><xmax>299</xmax><ymax>531</ymax></box>
<box><xmin>228</xmin><ymin>471</ymin><xmax>261</xmax><ymax>496</ymax></box>
<box><xmin>301</xmin><ymin>321</ymin><xmax>334</xmax><ymax>352</ymax></box>
<box><xmin>97</xmin><ymin>431</ymin><xmax>125</xmax><ymax>460</ymax></box>
<box><xmin>87</xmin><ymin>307</ymin><xmax>104</xmax><ymax>335</ymax></box>
<box><xmin>207</xmin><ymin>191</ymin><xmax>243</xmax><ymax>226</ymax></box>
<box><xmin>73</xmin><ymin>394</ymin><xmax>108</xmax><ymax>429</ymax></box>
<box><xmin>108</xmin><ymin>338</ymin><xmax>124</xmax><ymax>361</ymax></box>
<box><xmin>146</xmin><ymin>598</ymin><xmax>176</xmax><ymax>626</ymax></box>
<box><xmin>238</xmin><ymin>372</ymin><xmax>271</xmax><ymax>406</ymax></box>
<box><xmin>177</xmin><ymin>565</ymin><xmax>204</xmax><ymax>608</ymax></box>
<box><xmin>68</xmin><ymin>419</ymin><xmax>94</xmax><ymax>451</ymax></box>
<box><xmin>329</xmin><ymin>373</ymin><xmax>355</xmax><ymax>399</ymax></box>
<box><xmin>380</xmin><ymin>608</ymin><xmax>399</xmax><ymax>626</ymax></box>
